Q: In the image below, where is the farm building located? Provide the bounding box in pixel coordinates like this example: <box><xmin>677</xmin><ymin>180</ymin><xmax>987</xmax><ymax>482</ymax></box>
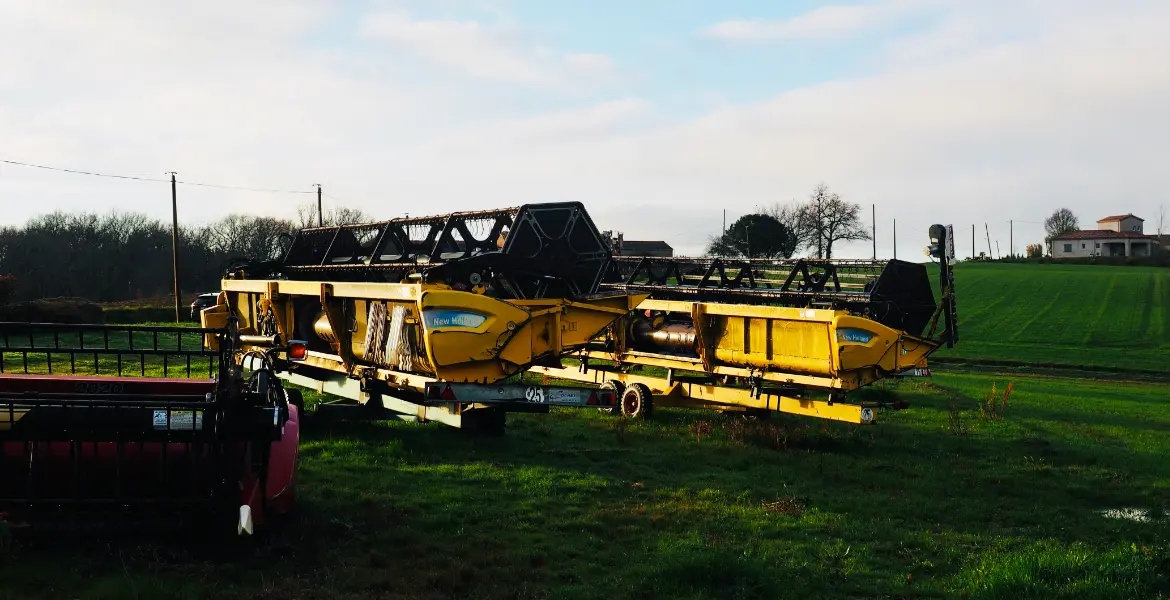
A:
<box><xmin>602</xmin><ymin>231</ymin><xmax>674</xmax><ymax>257</ymax></box>
<box><xmin>1047</xmin><ymin>213</ymin><xmax>1161</xmax><ymax>258</ymax></box>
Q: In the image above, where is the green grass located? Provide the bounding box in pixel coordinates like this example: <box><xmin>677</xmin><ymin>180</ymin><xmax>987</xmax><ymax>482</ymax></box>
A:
<box><xmin>3</xmin><ymin>370</ymin><xmax>1170</xmax><ymax>599</ymax></box>
<box><xmin>936</xmin><ymin>262</ymin><xmax>1170</xmax><ymax>373</ymax></box>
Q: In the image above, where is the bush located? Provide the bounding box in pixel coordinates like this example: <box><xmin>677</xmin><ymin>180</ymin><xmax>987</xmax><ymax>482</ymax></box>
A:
<box><xmin>0</xmin><ymin>297</ymin><xmax>105</xmax><ymax>324</ymax></box>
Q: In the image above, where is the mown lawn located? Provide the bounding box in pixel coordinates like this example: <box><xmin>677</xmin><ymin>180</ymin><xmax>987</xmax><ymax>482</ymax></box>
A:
<box><xmin>936</xmin><ymin>262</ymin><xmax>1170</xmax><ymax>373</ymax></box>
<box><xmin>2</xmin><ymin>369</ymin><xmax>1169</xmax><ymax>599</ymax></box>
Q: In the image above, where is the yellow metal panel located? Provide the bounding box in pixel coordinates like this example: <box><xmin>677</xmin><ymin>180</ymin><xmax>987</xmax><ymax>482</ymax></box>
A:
<box><xmin>419</xmin><ymin>289</ymin><xmax>529</xmax><ymax>369</ymax></box>
<box><xmin>222</xmin><ymin>279</ymin><xmax>427</xmax><ymax>301</ymax></box>
<box><xmin>711</xmin><ymin>314</ymin><xmax>833</xmax><ymax>375</ymax></box>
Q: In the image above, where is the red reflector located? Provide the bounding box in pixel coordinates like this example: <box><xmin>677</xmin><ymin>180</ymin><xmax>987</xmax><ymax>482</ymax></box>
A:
<box><xmin>598</xmin><ymin>391</ymin><xmax>614</xmax><ymax>405</ymax></box>
<box><xmin>439</xmin><ymin>384</ymin><xmax>457</xmax><ymax>401</ymax></box>
<box><xmin>288</xmin><ymin>341</ymin><xmax>307</xmax><ymax>361</ymax></box>
<box><xmin>586</xmin><ymin>391</ymin><xmax>598</xmax><ymax>405</ymax></box>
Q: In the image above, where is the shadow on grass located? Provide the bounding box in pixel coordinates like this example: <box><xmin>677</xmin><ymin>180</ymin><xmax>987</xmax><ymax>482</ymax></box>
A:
<box><xmin>3</xmin><ymin>374</ymin><xmax>1169</xmax><ymax>600</ymax></box>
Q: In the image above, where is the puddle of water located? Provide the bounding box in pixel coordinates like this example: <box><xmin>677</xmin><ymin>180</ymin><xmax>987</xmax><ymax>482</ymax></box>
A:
<box><xmin>1100</xmin><ymin>507</ymin><xmax>1154</xmax><ymax>523</ymax></box>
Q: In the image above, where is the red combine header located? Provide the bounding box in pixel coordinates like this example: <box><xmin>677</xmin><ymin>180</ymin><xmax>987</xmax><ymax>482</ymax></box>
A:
<box><xmin>0</xmin><ymin>317</ymin><xmax>301</xmax><ymax>538</ymax></box>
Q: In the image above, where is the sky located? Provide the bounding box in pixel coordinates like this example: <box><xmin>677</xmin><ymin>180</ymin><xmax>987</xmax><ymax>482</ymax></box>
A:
<box><xmin>1</xmin><ymin>0</ymin><xmax>1168</xmax><ymax>259</ymax></box>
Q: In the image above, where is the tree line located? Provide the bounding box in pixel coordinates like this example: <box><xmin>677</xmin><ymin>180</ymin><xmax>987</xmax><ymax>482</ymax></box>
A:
<box><xmin>0</xmin><ymin>204</ymin><xmax>368</xmax><ymax>304</ymax></box>
<box><xmin>705</xmin><ymin>183</ymin><xmax>872</xmax><ymax>259</ymax></box>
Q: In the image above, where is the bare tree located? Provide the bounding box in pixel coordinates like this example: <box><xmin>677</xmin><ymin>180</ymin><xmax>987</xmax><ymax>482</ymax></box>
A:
<box><xmin>794</xmin><ymin>183</ymin><xmax>871</xmax><ymax>259</ymax></box>
<box><xmin>296</xmin><ymin>203</ymin><xmax>372</xmax><ymax>228</ymax></box>
<box><xmin>204</xmin><ymin>215</ymin><xmax>298</xmax><ymax>261</ymax></box>
<box><xmin>767</xmin><ymin>202</ymin><xmax>811</xmax><ymax>252</ymax></box>
<box><xmin>1044</xmin><ymin>208</ymin><xmax>1080</xmax><ymax>241</ymax></box>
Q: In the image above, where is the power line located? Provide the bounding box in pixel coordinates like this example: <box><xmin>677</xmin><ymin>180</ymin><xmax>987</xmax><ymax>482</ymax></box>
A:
<box><xmin>1</xmin><ymin>158</ymin><xmax>169</xmax><ymax>182</ymax></box>
<box><xmin>1</xmin><ymin>158</ymin><xmax>314</xmax><ymax>194</ymax></box>
<box><xmin>174</xmin><ymin>180</ymin><xmax>314</xmax><ymax>194</ymax></box>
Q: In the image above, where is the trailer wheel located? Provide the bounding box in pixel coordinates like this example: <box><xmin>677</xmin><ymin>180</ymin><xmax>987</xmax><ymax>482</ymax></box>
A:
<box><xmin>620</xmin><ymin>383</ymin><xmax>653</xmax><ymax>420</ymax></box>
<box><xmin>285</xmin><ymin>388</ymin><xmax>305</xmax><ymax>413</ymax></box>
<box><xmin>599</xmin><ymin>380</ymin><xmax>624</xmax><ymax>416</ymax></box>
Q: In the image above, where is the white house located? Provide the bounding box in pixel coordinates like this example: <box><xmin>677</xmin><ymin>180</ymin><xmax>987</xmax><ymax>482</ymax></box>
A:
<box><xmin>1047</xmin><ymin>214</ymin><xmax>1160</xmax><ymax>258</ymax></box>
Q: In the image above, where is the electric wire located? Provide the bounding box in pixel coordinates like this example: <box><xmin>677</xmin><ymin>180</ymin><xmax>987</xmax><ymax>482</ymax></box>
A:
<box><xmin>1</xmin><ymin>158</ymin><xmax>315</xmax><ymax>194</ymax></box>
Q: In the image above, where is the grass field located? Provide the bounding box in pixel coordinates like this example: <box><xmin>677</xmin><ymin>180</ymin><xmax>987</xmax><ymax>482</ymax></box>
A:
<box><xmin>935</xmin><ymin>262</ymin><xmax>1170</xmax><ymax>373</ymax></box>
<box><xmin>3</xmin><ymin>368</ymin><xmax>1170</xmax><ymax>600</ymax></box>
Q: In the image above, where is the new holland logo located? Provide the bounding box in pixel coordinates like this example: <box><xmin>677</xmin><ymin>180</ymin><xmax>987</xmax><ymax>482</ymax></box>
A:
<box><xmin>422</xmin><ymin>310</ymin><xmax>488</xmax><ymax>329</ymax></box>
<box><xmin>836</xmin><ymin>328</ymin><xmax>874</xmax><ymax>344</ymax></box>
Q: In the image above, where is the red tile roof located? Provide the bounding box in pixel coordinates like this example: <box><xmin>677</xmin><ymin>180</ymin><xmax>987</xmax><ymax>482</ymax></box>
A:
<box><xmin>1097</xmin><ymin>214</ymin><xmax>1143</xmax><ymax>222</ymax></box>
<box><xmin>1051</xmin><ymin>230</ymin><xmax>1157</xmax><ymax>240</ymax></box>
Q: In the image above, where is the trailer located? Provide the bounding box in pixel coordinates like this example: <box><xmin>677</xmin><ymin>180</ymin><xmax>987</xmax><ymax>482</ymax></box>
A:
<box><xmin>533</xmin><ymin>224</ymin><xmax>960</xmax><ymax>424</ymax></box>
<box><xmin>0</xmin><ymin>317</ymin><xmax>301</xmax><ymax>537</ymax></box>
<box><xmin>200</xmin><ymin>201</ymin><xmax>647</xmax><ymax>435</ymax></box>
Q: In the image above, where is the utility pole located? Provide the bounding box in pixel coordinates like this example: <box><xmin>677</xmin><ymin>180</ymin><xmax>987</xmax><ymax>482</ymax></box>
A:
<box><xmin>313</xmin><ymin>184</ymin><xmax>323</xmax><ymax>227</ymax></box>
<box><xmin>871</xmin><ymin>204</ymin><xmax>876</xmax><ymax>259</ymax></box>
<box><xmin>722</xmin><ymin>209</ymin><xmax>726</xmax><ymax>236</ymax></box>
<box><xmin>1010</xmin><ymin>220</ymin><xmax>1013</xmax><ymax>258</ymax></box>
<box><xmin>168</xmin><ymin>172</ymin><xmax>181</xmax><ymax>323</ymax></box>
<box><xmin>972</xmin><ymin>224</ymin><xmax>976</xmax><ymax>259</ymax></box>
<box><xmin>893</xmin><ymin>218</ymin><xmax>897</xmax><ymax>260</ymax></box>
<box><xmin>985</xmin><ymin>223</ymin><xmax>992</xmax><ymax>258</ymax></box>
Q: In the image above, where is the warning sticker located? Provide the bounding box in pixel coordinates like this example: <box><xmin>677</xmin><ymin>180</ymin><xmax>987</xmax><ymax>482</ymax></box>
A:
<box><xmin>153</xmin><ymin>410</ymin><xmax>204</xmax><ymax>431</ymax></box>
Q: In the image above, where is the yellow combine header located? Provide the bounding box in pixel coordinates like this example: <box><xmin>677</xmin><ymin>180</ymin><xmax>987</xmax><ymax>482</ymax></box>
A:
<box><xmin>204</xmin><ymin>199</ymin><xmax>957</xmax><ymax>431</ymax></box>
<box><xmin>534</xmin><ymin>225</ymin><xmax>960</xmax><ymax>424</ymax></box>
<box><xmin>201</xmin><ymin>202</ymin><xmax>647</xmax><ymax>434</ymax></box>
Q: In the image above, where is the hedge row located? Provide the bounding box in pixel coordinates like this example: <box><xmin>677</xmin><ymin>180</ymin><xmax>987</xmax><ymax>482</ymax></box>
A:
<box><xmin>0</xmin><ymin>298</ymin><xmax>194</xmax><ymax>324</ymax></box>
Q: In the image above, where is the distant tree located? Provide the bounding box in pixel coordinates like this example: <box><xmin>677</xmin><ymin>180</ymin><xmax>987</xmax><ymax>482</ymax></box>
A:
<box><xmin>1026</xmin><ymin>243</ymin><xmax>1043</xmax><ymax>258</ymax></box>
<box><xmin>296</xmin><ymin>203</ymin><xmax>372</xmax><ymax>228</ymax></box>
<box><xmin>766</xmin><ymin>202</ymin><xmax>811</xmax><ymax>253</ymax></box>
<box><xmin>1044</xmin><ymin>208</ymin><xmax>1080</xmax><ymax>241</ymax></box>
<box><xmin>0</xmin><ymin>274</ymin><xmax>14</xmax><ymax>305</ymax></box>
<box><xmin>203</xmin><ymin>214</ymin><xmax>298</xmax><ymax>261</ymax></box>
<box><xmin>794</xmin><ymin>183</ymin><xmax>871</xmax><ymax>259</ymax></box>
<box><xmin>705</xmin><ymin>213</ymin><xmax>798</xmax><ymax>258</ymax></box>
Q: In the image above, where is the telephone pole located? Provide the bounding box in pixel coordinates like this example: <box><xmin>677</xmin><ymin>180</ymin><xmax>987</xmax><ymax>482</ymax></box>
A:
<box><xmin>168</xmin><ymin>172</ymin><xmax>181</xmax><ymax>322</ymax></box>
<box><xmin>892</xmin><ymin>218</ymin><xmax>897</xmax><ymax>260</ymax></box>
<box><xmin>313</xmin><ymin>184</ymin><xmax>323</xmax><ymax>227</ymax></box>
<box><xmin>871</xmin><ymin>204</ymin><xmax>876</xmax><ymax>259</ymax></box>
<box><xmin>1010</xmin><ymin>220</ymin><xmax>1013</xmax><ymax>258</ymax></box>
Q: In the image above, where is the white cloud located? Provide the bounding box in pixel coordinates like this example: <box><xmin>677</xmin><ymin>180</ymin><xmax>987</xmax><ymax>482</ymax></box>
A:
<box><xmin>1</xmin><ymin>0</ymin><xmax>1169</xmax><ymax>263</ymax></box>
<box><xmin>361</xmin><ymin>11</ymin><xmax>616</xmax><ymax>87</ymax></box>
<box><xmin>564</xmin><ymin>53</ymin><xmax>614</xmax><ymax>75</ymax></box>
<box><xmin>704</xmin><ymin>0</ymin><xmax>941</xmax><ymax>41</ymax></box>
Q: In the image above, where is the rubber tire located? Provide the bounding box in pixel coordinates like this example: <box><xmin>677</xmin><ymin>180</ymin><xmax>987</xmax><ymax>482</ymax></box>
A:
<box><xmin>620</xmin><ymin>383</ymin><xmax>654</xmax><ymax>420</ymax></box>
<box><xmin>598</xmin><ymin>380</ymin><xmax>624</xmax><ymax>416</ymax></box>
<box><xmin>285</xmin><ymin>388</ymin><xmax>305</xmax><ymax>413</ymax></box>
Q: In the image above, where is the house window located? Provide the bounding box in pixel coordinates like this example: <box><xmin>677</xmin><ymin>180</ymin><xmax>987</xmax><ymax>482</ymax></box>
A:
<box><xmin>1063</xmin><ymin>243</ymin><xmax>1072</xmax><ymax>252</ymax></box>
<box><xmin>1081</xmin><ymin>243</ymin><xmax>1086</xmax><ymax>249</ymax></box>
<box><xmin>1095</xmin><ymin>243</ymin><xmax>1100</xmax><ymax>248</ymax></box>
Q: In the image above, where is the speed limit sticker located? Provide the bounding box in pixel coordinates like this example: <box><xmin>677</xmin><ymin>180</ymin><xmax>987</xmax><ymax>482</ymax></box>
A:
<box><xmin>525</xmin><ymin>387</ymin><xmax>546</xmax><ymax>403</ymax></box>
